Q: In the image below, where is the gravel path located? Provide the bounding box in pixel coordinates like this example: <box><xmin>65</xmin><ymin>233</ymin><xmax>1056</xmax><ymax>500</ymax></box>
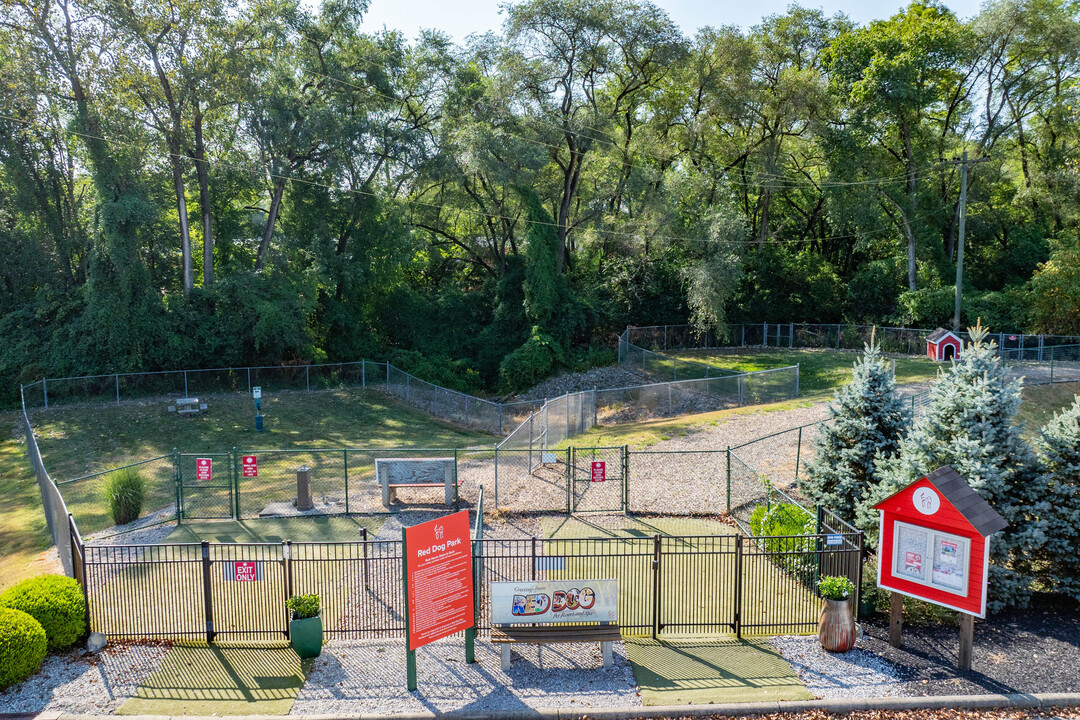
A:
<box><xmin>290</xmin><ymin>637</ymin><xmax>640</xmax><ymax>715</ymax></box>
<box><xmin>0</xmin><ymin>643</ymin><xmax>168</xmax><ymax>714</ymax></box>
<box><xmin>511</xmin><ymin>366</ymin><xmax>646</xmax><ymax>401</ymax></box>
<box><xmin>771</xmin><ymin>634</ymin><xmax>912</xmax><ymax>699</ymax></box>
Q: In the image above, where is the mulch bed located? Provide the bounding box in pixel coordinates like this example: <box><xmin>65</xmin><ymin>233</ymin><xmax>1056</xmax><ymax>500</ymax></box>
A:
<box><xmin>857</xmin><ymin>596</ymin><xmax>1080</xmax><ymax>696</ymax></box>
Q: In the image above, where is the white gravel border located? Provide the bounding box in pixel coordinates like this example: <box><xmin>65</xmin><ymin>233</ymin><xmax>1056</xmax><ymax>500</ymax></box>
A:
<box><xmin>291</xmin><ymin>636</ymin><xmax>640</xmax><ymax>715</ymax></box>
<box><xmin>0</xmin><ymin>642</ymin><xmax>168</xmax><ymax>714</ymax></box>
<box><xmin>771</xmin><ymin>634</ymin><xmax>912</xmax><ymax>699</ymax></box>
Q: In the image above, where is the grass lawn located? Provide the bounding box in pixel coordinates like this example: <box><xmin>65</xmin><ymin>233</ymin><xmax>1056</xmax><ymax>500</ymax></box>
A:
<box><xmin>671</xmin><ymin>347</ymin><xmax>942</xmax><ymax>399</ymax></box>
<box><xmin>1017</xmin><ymin>381</ymin><xmax>1080</xmax><ymax>435</ymax></box>
<box><xmin>0</xmin><ymin>411</ymin><xmax>56</xmax><ymax>591</ymax></box>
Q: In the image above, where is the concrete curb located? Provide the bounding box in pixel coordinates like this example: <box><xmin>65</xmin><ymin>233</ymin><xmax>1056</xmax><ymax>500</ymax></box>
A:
<box><xmin>42</xmin><ymin>692</ymin><xmax>1080</xmax><ymax>720</ymax></box>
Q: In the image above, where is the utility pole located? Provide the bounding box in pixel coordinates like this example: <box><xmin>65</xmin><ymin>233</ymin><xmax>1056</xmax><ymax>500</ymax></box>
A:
<box><xmin>950</xmin><ymin>151</ymin><xmax>990</xmax><ymax>332</ymax></box>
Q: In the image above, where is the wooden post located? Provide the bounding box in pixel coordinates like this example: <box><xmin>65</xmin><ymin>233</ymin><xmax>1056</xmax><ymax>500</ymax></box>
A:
<box><xmin>889</xmin><ymin>591</ymin><xmax>903</xmax><ymax>648</ymax></box>
<box><xmin>958</xmin><ymin>613</ymin><xmax>974</xmax><ymax>670</ymax></box>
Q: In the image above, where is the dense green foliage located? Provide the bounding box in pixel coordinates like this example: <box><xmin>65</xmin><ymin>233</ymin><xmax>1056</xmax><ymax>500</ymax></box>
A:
<box><xmin>800</xmin><ymin>339</ymin><xmax>910</xmax><ymax>521</ymax></box>
<box><xmin>286</xmin><ymin>594</ymin><xmax>321</xmax><ymax>620</ymax></box>
<box><xmin>1033</xmin><ymin>397</ymin><xmax>1080</xmax><ymax>601</ymax></box>
<box><xmin>0</xmin><ymin>608</ymin><xmax>47</xmax><ymax>689</ymax></box>
<box><xmin>3</xmin><ymin>0</ymin><xmax>1080</xmax><ymax>400</ymax></box>
<box><xmin>103</xmin><ymin>467</ymin><xmax>147</xmax><ymax>526</ymax></box>
<box><xmin>0</xmin><ymin>575</ymin><xmax>86</xmax><ymax>651</ymax></box>
<box><xmin>817</xmin><ymin>575</ymin><xmax>854</xmax><ymax>601</ymax></box>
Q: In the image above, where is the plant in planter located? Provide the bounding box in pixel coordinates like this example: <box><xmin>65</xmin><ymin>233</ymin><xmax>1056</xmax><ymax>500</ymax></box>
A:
<box><xmin>817</xmin><ymin>575</ymin><xmax>856</xmax><ymax>652</ymax></box>
<box><xmin>286</xmin><ymin>594</ymin><xmax>322</xmax><ymax>659</ymax></box>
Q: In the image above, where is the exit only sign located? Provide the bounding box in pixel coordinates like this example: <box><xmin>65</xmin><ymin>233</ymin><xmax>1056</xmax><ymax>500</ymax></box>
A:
<box><xmin>223</xmin><ymin>561</ymin><xmax>263</xmax><ymax>581</ymax></box>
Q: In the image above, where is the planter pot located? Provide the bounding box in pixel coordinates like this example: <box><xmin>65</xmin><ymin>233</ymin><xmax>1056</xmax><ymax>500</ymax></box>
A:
<box><xmin>818</xmin><ymin>598</ymin><xmax>856</xmax><ymax>653</ymax></box>
<box><xmin>290</xmin><ymin>614</ymin><xmax>323</xmax><ymax>659</ymax></box>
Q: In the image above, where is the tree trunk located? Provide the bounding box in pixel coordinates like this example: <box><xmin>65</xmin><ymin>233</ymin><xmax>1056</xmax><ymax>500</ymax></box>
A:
<box><xmin>171</xmin><ymin>150</ymin><xmax>193</xmax><ymax>293</ymax></box>
<box><xmin>255</xmin><ymin>179</ymin><xmax>286</xmax><ymax>271</ymax></box>
<box><xmin>902</xmin><ymin>122</ymin><xmax>918</xmax><ymax>291</ymax></box>
<box><xmin>757</xmin><ymin>187</ymin><xmax>770</xmax><ymax>253</ymax></box>
<box><xmin>193</xmin><ymin>107</ymin><xmax>213</xmax><ymax>286</ymax></box>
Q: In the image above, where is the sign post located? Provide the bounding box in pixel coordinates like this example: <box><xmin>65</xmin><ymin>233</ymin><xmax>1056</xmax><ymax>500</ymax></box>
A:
<box><xmin>401</xmin><ymin>510</ymin><xmax>475</xmax><ymax>691</ymax></box>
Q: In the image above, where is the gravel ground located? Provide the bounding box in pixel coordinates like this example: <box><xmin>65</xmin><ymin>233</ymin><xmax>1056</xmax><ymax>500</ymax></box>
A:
<box><xmin>290</xmin><ymin>636</ymin><xmax>640</xmax><ymax>715</ymax></box>
<box><xmin>858</xmin><ymin>596</ymin><xmax>1080</xmax><ymax>696</ymax></box>
<box><xmin>511</xmin><ymin>366</ymin><xmax>647</xmax><ymax>401</ymax></box>
<box><xmin>0</xmin><ymin>642</ymin><xmax>168</xmax><ymax>714</ymax></box>
<box><xmin>771</xmin><ymin>634</ymin><xmax>913</xmax><ymax>699</ymax></box>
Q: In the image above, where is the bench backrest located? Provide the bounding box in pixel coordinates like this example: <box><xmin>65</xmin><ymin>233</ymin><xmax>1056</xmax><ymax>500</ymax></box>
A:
<box><xmin>376</xmin><ymin>457</ymin><xmax>455</xmax><ymax>486</ymax></box>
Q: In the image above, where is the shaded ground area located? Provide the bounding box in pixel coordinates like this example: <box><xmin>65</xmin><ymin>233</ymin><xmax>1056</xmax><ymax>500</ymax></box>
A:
<box><xmin>626</xmin><ymin>637</ymin><xmax>812</xmax><ymax>705</ymax></box>
<box><xmin>164</xmin><ymin>516</ymin><xmax>383</xmax><ymax>544</ymax></box>
<box><xmin>117</xmin><ymin>644</ymin><xmax>307</xmax><ymax>716</ymax></box>
<box><xmin>859</xmin><ymin>596</ymin><xmax>1080</xmax><ymax>696</ymax></box>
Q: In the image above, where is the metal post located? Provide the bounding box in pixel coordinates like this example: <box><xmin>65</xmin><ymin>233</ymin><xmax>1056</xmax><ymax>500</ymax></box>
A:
<box><xmin>1051</xmin><ymin>346</ymin><xmax>1055</xmax><ymax>383</ymax></box>
<box><xmin>174</xmin><ymin>448</ymin><xmax>182</xmax><ymax>523</ymax></box>
<box><xmin>361</xmin><ymin>527</ymin><xmax>369</xmax><ymax>589</ymax></box>
<box><xmin>795</xmin><ymin>364</ymin><xmax>800</xmax><ymax>397</ymax></box>
<box><xmin>115</xmin><ymin>375</ymin><xmax>120</xmax><ymax>405</ymax></box>
<box><xmin>493</xmin><ymin>445</ymin><xmax>499</xmax><ymax>508</ymax></box>
<box><xmin>43</xmin><ymin>379</ymin><xmax>48</xmax><ymax>410</ymax></box>
<box><xmin>201</xmin><ymin>541</ymin><xmax>214</xmax><ymax>643</ymax></box>
<box><xmin>344</xmin><ymin>450</ymin><xmax>350</xmax><ymax>515</ymax></box>
<box><xmin>247</xmin><ymin>367</ymin><xmax>251</xmax><ymax>394</ymax></box>
<box><xmin>790</xmin><ymin>322</ymin><xmax>794</xmax><ymax>348</ymax></box>
<box><xmin>284</xmin><ymin>540</ymin><xmax>293</xmax><ymax>639</ymax></box>
<box><xmin>306</xmin><ymin>365</ymin><xmax>310</xmax><ymax>392</ymax></box>
<box><xmin>725</xmin><ymin>447</ymin><xmax>731</xmax><ymax>514</ymax></box>
<box><xmin>763</xmin><ymin>322</ymin><xmax>767</xmax><ymax>346</ymax></box>
<box><xmin>733</xmin><ymin>535</ymin><xmax>743</xmax><ymax>638</ymax></box>
<box><xmin>232</xmin><ymin>448</ymin><xmax>240</xmax><ymax>519</ymax></box>
<box><xmin>362</xmin><ymin>359</ymin><xmax>366</xmax><ymax>388</ymax></box>
<box><xmin>664</xmin><ymin>325</ymin><xmax>668</xmax><ymax>350</ymax></box>
<box><xmin>528</xmin><ymin>414</ymin><xmax>534</xmax><ymax>471</ymax></box>
<box><xmin>795</xmin><ymin>427</ymin><xmax>803</xmax><ymax>480</ymax></box>
<box><xmin>402</xmin><ymin>526</ymin><xmax>417</xmax><ymax>691</ymax></box>
<box><xmin>741</xmin><ymin>324</ymin><xmax>745</xmax><ymax>347</ymax></box>
<box><xmin>673</xmin><ymin>358</ymin><xmax>677</xmax><ymax>382</ymax></box>
<box><xmin>836</xmin><ymin>325</ymin><xmax>841</xmax><ymax>349</ymax></box>
<box><xmin>531</xmin><ymin>537</ymin><xmax>537</xmax><ymax>581</ymax></box>
<box><xmin>184</xmin><ymin>370</ymin><xmax>189</xmax><ymax>397</ymax></box>
<box><xmin>498</xmin><ymin>405</ymin><xmax>503</xmax><ymax>435</ymax></box>
<box><xmin>651</xmin><ymin>534</ymin><xmax>661</xmax><ymax>639</ymax></box>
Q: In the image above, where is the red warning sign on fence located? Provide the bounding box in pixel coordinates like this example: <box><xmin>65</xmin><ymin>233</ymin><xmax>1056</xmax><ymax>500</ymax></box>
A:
<box><xmin>403</xmin><ymin>510</ymin><xmax>474</xmax><ymax>650</ymax></box>
<box><xmin>196</xmin><ymin>458</ymin><xmax>212</xmax><ymax>481</ymax></box>
<box><xmin>591</xmin><ymin>461</ymin><xmax>606</xmax><ymax>483</ymax></box>
<box><xmin>233</xmin><ymin>561</ymin><xmax>260</xmax><ymax>581</ymax></box>
<box><xmin>242</xmin><ymin>455</ymin><xmax>258</xmax><ymax>477</ymax></box>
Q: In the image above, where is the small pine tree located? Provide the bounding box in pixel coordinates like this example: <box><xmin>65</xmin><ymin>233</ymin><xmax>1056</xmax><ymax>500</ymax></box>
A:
<box><xmin>800</xmin><ymin>334</ymin><xmax>909</xmax><ymax>523</ymax></box>
<box><xmin>1034</xmin><ymin>396</ymin><xmax>1080</xmax><ymax>602</ymax></box>
<box><xmin>859</xmin><ymin>321</ymin><xmax>1044</xmax><ymax>610</ymax></box>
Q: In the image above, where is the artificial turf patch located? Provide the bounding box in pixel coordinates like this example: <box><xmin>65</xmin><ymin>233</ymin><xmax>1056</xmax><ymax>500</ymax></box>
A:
<box><xmin>116</xmin><ymin>643</ymin><xmax>309</xmax><ymax>716</ymax></box>
<box><xmin>625</xmin><ymin>636</ymin><xmax>813</xmax><ymax>705</ymax></box>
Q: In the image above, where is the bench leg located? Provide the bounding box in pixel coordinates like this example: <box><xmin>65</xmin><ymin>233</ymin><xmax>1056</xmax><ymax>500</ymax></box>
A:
<box><xmin>601</xmin><ymin>641</ymin><xmax>613</xmax><ymax>668</ymax></box>
<box><xmin>501</xmin><ymin>644</ymin><xmax>511</xmax><ymax>672</ymax></box>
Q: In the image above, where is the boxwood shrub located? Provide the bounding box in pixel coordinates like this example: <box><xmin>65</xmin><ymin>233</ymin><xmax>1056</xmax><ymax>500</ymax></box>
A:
<box><xmin>0</xmin><ymin>608</ymin><xmax>47</xmax><ymax>689</ymax></box>
<box><xmin>0</xmin><ymin>575</ymin><xmax>86</xmax><ymax>651</ymax></box>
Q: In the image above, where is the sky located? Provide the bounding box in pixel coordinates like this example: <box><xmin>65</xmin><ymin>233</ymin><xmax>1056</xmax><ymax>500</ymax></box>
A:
<box><xmin>359</xmin><ymin>0</ymin><xmax>985</xmax><ymax>44</ymax></box>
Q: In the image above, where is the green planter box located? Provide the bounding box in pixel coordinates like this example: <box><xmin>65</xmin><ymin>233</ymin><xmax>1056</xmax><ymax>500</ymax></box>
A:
<box><xmin>290</xmin><ymin>614</ymin><xmax>323</xmax><ymax>658</ymax></box>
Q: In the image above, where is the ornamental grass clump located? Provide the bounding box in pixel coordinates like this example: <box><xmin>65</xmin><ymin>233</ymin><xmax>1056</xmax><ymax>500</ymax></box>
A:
<box><xmin>103</xmin><ymin>467</ymin><xmax>146</xmax><ymax>526</ymax></box>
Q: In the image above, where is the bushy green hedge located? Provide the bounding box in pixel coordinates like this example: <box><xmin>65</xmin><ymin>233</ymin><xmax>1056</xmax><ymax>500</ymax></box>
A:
<box><xmin>0</xmin><ymin>575</ymin><xmax>86</xmax><ymax>651</ymax></box>
<box><xmin>103</xmin><ymin>467</ymin><xmax>146</xmax><ymax>525</ymax></box>
<box><xmin>498</xmin><ymin>326</ymin><xmax>563</xmax><ymax>394</ymax></box>
<box><xmin>0</xmin><ymin>608</ymin><xmax>47</xmax><ymax>689</ymax></box>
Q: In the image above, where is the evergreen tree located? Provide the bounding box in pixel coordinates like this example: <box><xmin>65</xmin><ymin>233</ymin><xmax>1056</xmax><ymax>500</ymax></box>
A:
<box><xmin>1034</xmin><ymin>396</ymin><xmax>1080</xmax><ymax>602</ymax></box>
<box><xmin>860</xmin><ymin>321</ymin><xmax>1045</xmax><ymax>610</ymax></box>
<box><xmin>800</xmin><ymin>334</ymin><xmax>909</xmax><ymax>522</ymax></box>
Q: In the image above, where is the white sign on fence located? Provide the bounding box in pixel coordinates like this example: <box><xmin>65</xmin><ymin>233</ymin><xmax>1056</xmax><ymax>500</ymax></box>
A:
<box><xmin>490</xmin><ymin>579</ymin><xmax>617</xmax><ymax>626</ymax></box>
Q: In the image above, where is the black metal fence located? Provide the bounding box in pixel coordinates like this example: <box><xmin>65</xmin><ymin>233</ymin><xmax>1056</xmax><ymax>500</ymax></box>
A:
<box><xmin>73</xmin><ymin>516</ymin><xmax>862</xmax><ymax>642</ymax></box>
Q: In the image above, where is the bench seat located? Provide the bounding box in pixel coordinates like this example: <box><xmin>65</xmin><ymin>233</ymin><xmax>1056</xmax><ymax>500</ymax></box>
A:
<box><xmin>492</xmin><ymin>624</ymin><xmax>621</xmax><ymax>670</ymax></box>
<box><xmin>387</xmin><ymin>482</ymin><xmax>454</xmax><ymax>488</ymax></box>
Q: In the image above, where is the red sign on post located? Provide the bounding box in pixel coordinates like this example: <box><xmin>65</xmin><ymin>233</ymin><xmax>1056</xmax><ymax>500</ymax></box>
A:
<box><xmin>403</xmin><ymin>510</ymin><xmax>474</xmax><ymax>650</ymax></box>
<box><xmin>196</xmin><ymin>458</ymin><xmax>212</xmax><ymax>481</ymax></box>
<box><xmin>242</xmin><ymin>455</ymin><xmax>258</xmax><ymax>478</ymax></box>
<box><xmin>591</xmin><ymin>461</ymin><xmax>606</xmax><ymax>483</ymax></box>
<box><xmin>234</xmin><ymin>561</ymin><xmax>259</xmax><ymax>581</ymax></box>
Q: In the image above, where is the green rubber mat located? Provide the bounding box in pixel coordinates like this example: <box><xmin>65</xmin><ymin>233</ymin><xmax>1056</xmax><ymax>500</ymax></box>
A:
<box><xmin>117</xmin><ymin>644</ymin><xmax>308</xmax><ymax>716</ymax></box>
<box><xmin>625</xmin><ymin>636</ymin><xmax>813</xmax><ymax>705</ymax></box>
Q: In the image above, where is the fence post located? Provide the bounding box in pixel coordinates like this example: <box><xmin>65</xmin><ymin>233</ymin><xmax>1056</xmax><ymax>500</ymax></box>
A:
<box><xmin>790</xmin><ymin>322</ymin><xmax>794</xmax><ymax>348</ymax></box>
<box><xmin>855</xmin><ymin>532</ymin><xmax>865</xmax><ymax>620</ymax></box>
<box><xmin>763</xmin><ymin>322</ymin><xmax>767</xmax><ymax>346</ymax></box>
<box><xmin>566</xmin><ymin>448</ymin><xmax>573</xmax><ymax>515</ymax></box>
<box><xmin>184</xmin><ymin>370</ymin><xmax>189</xmax><ymax>397</ymax></box>
<box><xmin>623</xmin><ymin>445</ymin><xmax>630</xmax><ymax>513</ymax></box>
<box><xmin>836</xmin><ymin>325</ymin><xmax>841</xmax><ymax>349</ymax></box>
<box><xmin>741</xmin><ymin>324</ymin><xmax>745</xmax><ymax>347</ymax></box>
<box><xmin>174</xmin><ymin>448</ymin><xmax>182</xmax><ymax>524</ymax></box>
<box><xmin>794</xmin><ymin>364</ymin><xmax>800</xmax><ymax>397</ymax></box>
<box><xmin>344</xmin><ymin>449</ymin><xmax>350</xmax><ymax>515</ymax></box>
<box><xmin>498</xmin><ymin>405</ymin><xmax>503</xmax><ymax>435</ymax></box>
<box><xmin>673</xmin><ymin>357</ymin><xmax>677</xmax><ymax>382</ymax></box>
<box><xmin>386</xmin><ymin>362</ymin><xmax>390</xmax><ymax>388</ymax></box>
<box><xmin>200</xmin><ymin>541</ymin><xmax>214</xmax><ymax>643</ymax></box>
<box><xmin>651</xmin><ymin>534</ymin><xmax>662</xmax><ymax>639</ymax></box>
<box><xmin>528</xmin><ymin>414</ymin><xmax>534</xmax><ymax>471</ymax></box>
<box><xmin>361</xmin><ymin>527</ymin><xmax>369</xmax><ymax>590</ymax></box>
<box><xmin>733</xmin><ymin>534</ymin><xmax>743</xmax><ymax>638</ymax></box>
<box><xmin>1051</xmin><ymin>346</ymin><xmax>1055</xmax><ymax>383</ymax></box>
<box><xmin>593</xmin><ymin>388</ymin><xmax>598</xmax><ymax>427</ymax></box>
<box><xmin>69</xmin><ymin>514</ymin><xmax>90</xmax><ymax>635</ymax></box>
<box><xmin>362</xmin><ymin>360</ymin><xmax>366</xmax><ymax>388</ymax></box>
<box><xmin>664</xmin><ymin>325</ymin><xmax>668</xmax><ymax>351</ymax></box>
<box><xmin>795</xmin><ymin>427</ymin><xmax>803</xmax><ymax>480</ymax></box>
<box><xmin>247</xmin><ymin>367</ymin><xmax>251</xmax><ymax>394</ymax></box>
<box><xmin>725</xmin><ymin>447</ymin><xmax>731</xmax><ymax>514</ymax></box>
<box><xmin>284</xmin><ymin>541</ymin><xmax>293</xmax><ymax>639</ymax></box>
<box><xmin>306</xmin><ymin>365</ymin><xmax>310</xmax><ymax>392</ymax></box>
<box><xmin>493</xmin><ymin>445</ymin><xmax>499</xmax><ymax>508</ymax></box>
<box><xmin>232</xmin><ymin>448</ymin><xmax>240</xmax><ymax>519</ymax></box>
<box><xmin>531</xmin><ymin>537</ymin><xmax>538</xmax><ymax>581</ymax></box>
<box><xmin>115</xmin><ymin>374</ymin><xmax>120</xmax><ymax>406</ymax></box>
<box><xmin>43</xmin><ymin>379</ymin><xmax>48</xmax><ymax>410</ymax></box>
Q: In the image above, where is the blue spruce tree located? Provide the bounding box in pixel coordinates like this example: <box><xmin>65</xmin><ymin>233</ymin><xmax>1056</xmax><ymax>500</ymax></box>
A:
<box><xmin>1035</xmin><ymin>396</ymin><xmax>1080</xmax><ymax>602</ymax></box>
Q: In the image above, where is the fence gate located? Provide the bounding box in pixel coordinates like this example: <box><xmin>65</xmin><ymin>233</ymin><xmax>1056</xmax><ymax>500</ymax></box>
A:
<box><xmin>179</xmin><ymin>452</ymin><xmax>235</xmax><ymax>520</ymax></box>
<box><xmin>207</xmin><ymin>543</ymin><xmax>288</xmax><ymax>641</ymax></box>
<box><xmin>568</xmin><ymin>446</ymin><xmax>627</xmax><ymax>513</ymax></box>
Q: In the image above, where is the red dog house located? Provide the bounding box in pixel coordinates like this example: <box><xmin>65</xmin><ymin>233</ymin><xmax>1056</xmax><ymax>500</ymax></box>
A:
<box><xmin>874</xmin><ymin>465</ymin><xmax>1006</xmax><ymax>618</ymax></box>
<box><xmin>926</xmin><ymin>328</ymin><xmax>962</xmax><ymax>362</ymax></box>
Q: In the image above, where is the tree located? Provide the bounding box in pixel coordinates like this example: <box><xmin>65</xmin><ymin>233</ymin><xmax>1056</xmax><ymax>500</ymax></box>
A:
<box><xmin>1033</xmin><ymin>395</ymin><xmax>1080</xmax><ymax>601</ymax></box>
<box><xmin>1028</xmin><ymin>236</ymin><xmax>1080</xmax><ymax>333</ymax></box>
<box><xmin>860</xmin><ymin>322</ymin><xmax>1044</xmax><ymax>610</ymax></box>
<box><xmin>800</xmin><ymin>335</ymin><xmax>910</xmax><ymax>522</ymax></box>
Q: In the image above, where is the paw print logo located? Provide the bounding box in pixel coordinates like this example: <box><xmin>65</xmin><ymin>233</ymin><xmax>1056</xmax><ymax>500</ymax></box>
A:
<box><xmin>435</xmin><ymin>525</ymin><xmax>444</xmax><ymax>540</ymax></box>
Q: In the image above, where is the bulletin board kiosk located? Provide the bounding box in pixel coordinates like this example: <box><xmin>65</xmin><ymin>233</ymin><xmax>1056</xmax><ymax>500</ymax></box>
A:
<box><xmin>874</xmin><ymin>465</ymin><xmax>1006</xmax><ymax>669</ymax></box>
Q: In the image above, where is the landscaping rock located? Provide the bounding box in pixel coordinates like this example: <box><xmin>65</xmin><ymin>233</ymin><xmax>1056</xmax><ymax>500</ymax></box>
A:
<box><xmin>86</xmin><ymin>632</ymin><xmax>106</xmax><ymax>653</ymax></box>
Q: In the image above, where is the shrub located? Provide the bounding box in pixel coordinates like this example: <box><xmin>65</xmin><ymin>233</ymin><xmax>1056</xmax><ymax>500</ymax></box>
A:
<box><xmin>103</xmin><ymin>467</ymin><xmax>146</xmax><ymax>526</ymax></box>
<box><xmin>286</xmin><ymin>594</ymin><xmax>320</xmax><ymax>620</ymax></box>
<box><xmin>498</xmin><ymin>326</ymin><xmax>563</xmax><ymax>394</ymax></box>
<box><xmin>0</xmin><ymin>608</ymin><xmax>47</xmax><ymax>689</ymax></box>
<box><xmin>748</xmin><ymin>501</ymin><xmax>818</xmax><ymax>580</ymax></box>
<box><xmin>0</xmin><ymin>575</ymin><xmax>86</xmax><ymax>651</ymax></box>
<box><xmin>817</xmin><ymin>575</ymin><xmax>854</xmax><ymax>600</ymax></box>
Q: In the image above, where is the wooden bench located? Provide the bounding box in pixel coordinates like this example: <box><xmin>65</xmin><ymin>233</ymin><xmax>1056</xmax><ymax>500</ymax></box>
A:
<box><xmin>376</xmin><ymin>458</ymin><xmax>457</xmax><ymax>507</ymax></box>
<box><xmin>491</xmin><ymin>623</ymin><xmax>621</xmax><ymax>671</ymax></box>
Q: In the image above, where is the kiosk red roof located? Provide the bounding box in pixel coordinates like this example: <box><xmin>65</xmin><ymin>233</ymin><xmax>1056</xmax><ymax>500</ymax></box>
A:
<box><xmin>873</xmin><ymin>465</ymin><xmax>1006</xmax><ymax>537</ymax></box>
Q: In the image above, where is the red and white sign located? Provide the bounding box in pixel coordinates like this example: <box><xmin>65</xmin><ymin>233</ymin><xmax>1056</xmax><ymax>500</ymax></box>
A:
<box><xmin>242</xmin><ymin>455</ymin><xmax>258</xmax><ymax>478</ymax></box>
<box><xmin>403</xmin><ymin>510</ymin><xmax>474</xmax><ymax>650</ymax></box>
<box><xmin>874</xmin><ymin>471</ymin><xmax>1000</xmax><ymax>618</ymax></box>
<box><xmin>196</xmin><ymin>458</ymin><xmax>212</xmax><ymax>481</ymax></box>
<box><xmin>234</xmin><ymin>561</ymin><xmax>258</xmax><ymax>581</ymax></box>
<box><xmin>591</xmin><ymin>461</ymin><xmax>606</xmax><ymax>483</ymax></box>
